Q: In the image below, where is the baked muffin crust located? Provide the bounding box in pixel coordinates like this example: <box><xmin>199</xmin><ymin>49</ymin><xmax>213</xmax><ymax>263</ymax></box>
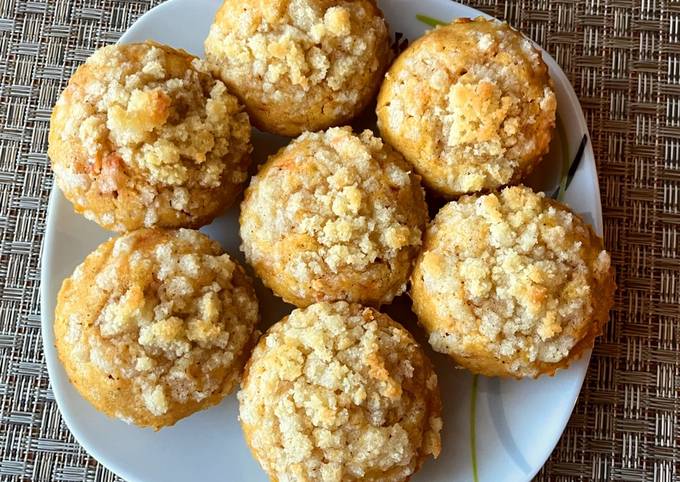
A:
<box><xmin>377</xmin><ymin>18</ymin><xmax>557</xmax><ymax>196</ymax></box>
<box><xmin>411</xmin><ymin>186</ymin><xmax>615</xmax><ymax>377</ymax></box>
<box><xmin>49</xmin><ymin>41</ymin><xmax>252</xmax><ymax>232</ymax></box>
<box><xmin>54</xmin><ymin>228</ymin><xmax>260</xmax><ymax>429</ymax></box>
<box><xmin>205</xmin><ymin>0</ymin><xmax>390</xmax><ymax>136</ymax></box>
<box><xmin>239</xmin><ymin>302</ymin><xmax>442</xmax><ymax>482</ymax></box>
<box><xmin>240</xmin><ymin>127</ymin><xmax>428</xmax><ymax>307</ymax></box>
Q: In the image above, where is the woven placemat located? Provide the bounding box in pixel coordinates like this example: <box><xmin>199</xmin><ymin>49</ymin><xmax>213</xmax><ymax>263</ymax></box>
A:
<box><xmin>0</xmin><ymin>1</ymin><xmax>677</xmax><ymax>481</ymax></box>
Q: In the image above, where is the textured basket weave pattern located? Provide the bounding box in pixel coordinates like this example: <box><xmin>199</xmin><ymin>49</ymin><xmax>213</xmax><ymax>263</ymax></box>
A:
<box><xmin>0</xmin><ymin>1</ymin><xmax>677</xmax><ymax>481</ymax></box>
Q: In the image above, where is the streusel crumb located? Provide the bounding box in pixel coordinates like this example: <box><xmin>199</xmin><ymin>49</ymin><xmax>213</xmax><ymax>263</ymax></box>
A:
<box><xmin>205</xmin><ymin>0</ymin><xmax>390</xmax><ymax>136</ymax></box>
<box><xmin>377</xmin><ymin>17</ymin><xmax>556</xmax><ymax>196</ymax></box>
<box><xmin>240</xmin><ymin>127</ymin><xmax>428</xmax><ymax>307</ymax></box>
<box><xmin>411</xmin><ymin>186</ymin><xmax>615</xmax><ymax>377</ymax></box>
<box><xmin>239</xmin><ymin>302</ymin><xmax>442</xmax><ymax>482</ymax></box>
<box><xmin>49</xmin><ymin>41</ymin><xmax>252</xmax><ymax>232</ymax></box>
<box><xmin>54</xmin><ymin>228</ymin><xmax>260</xmax><ymax>429</ymax></box>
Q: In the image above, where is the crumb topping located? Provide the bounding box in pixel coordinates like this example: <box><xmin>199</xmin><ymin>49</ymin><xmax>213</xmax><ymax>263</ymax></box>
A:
<box><xmin>240</xmin><ymin>127</ymin><xmax>427</xmax><ymax>306</ymax></box>
<box><xmin>239</xmin><ymin>302</ymin><xmax>442</xmax><ymax>482</ymax></box>
<box><xmin>207</xmin><ymin>0</ymin><xmax>385</xmax><ymax>98</ymax></box>
<box><xmin>412</xmin><ymin>186</ymin><xmax>613</xmax><ymax>377</ymax></box>
<box><xmin>57</xmin><ymin>229</ymin><xmax>259</xmax><ymax>422</ymax></box>
<box><xmin>57</xmin><ymin>42</ymin><xmax>250</xmax><ymax>187</ymax></box>
<box><xmin>377</xmin><ymin>18</ymin><xmax>556</xmax><ymax>195</ymax></box>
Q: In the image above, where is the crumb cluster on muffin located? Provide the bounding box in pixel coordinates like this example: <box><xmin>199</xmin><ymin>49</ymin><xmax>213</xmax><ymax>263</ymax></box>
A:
<box><xmin>54</xmin><ymin>228</ymin><xmax>260</xmax><ymax>429</ymax></box>
<box><xmin>49</xmin><ymin>41</ymin><xmax>252</xmax><ymax>232</ymax></box>
<box><xmin>239</xmin><ymin>302</ymin><xmax>442</xmax><ymax>482</ymax></box>
<box><xmin>377</xmin><ymin>18</ymin><xmax>557</xmax><ymax>196</ymax></box>
<box><xmin>205</xmin><ymin>0</ymin><xmax>390</xmax><ymax>135</ymax></box>
<box><xmin>240</xmin><ymin>127</ymin><xmax>427</xmax><ymax>307</ymax></box>
<box><xmin>411</xmin><ymin>186</ymin><xmax>615</xmax><ymax>377</ymax></box>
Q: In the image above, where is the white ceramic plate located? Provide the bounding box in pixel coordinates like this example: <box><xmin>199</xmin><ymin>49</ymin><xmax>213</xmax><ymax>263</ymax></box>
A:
<box><xmin>40</xmin><ymin>1</ymin><xmax>601</xmax><ymax>481</ymax></box>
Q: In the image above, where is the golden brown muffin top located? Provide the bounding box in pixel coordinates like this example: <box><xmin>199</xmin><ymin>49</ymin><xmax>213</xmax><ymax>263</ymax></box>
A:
<box><xmin>205</xmin><ymin>0</ymin><xmax>390</xmax><ymax>135</ymax></box>
<box><xmin>377</xmin><ymin>18</ymin><xmax>557</xmax><ymax>196</ymax></box>
<box><xmin>49</xmin><ymin>41</ymin><xmax>251</xmax><ymax>231</ymax></box>
<box><xmin>239</xmin><ymin>302</ymin><xmax>442</xmax><ymax>482</ymax></box>
<box><xmin>55</xmin><ymin>229</ymin><xmax>259</xmax><ymax>428</ymax></box>
<box><xmin>412</xmin><ymin>186</ymin><xmax>614</xmax><ymax>377</ymax></box>
<box><xmin>240</xmin><ymin>127</ymin><xmax>427</xmax><ymax>306</ymax></box>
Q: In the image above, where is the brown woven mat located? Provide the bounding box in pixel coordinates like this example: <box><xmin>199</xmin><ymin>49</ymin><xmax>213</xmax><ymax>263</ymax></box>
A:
<box><xmin>0</xmin><ymin>1</ymin><xmax>677</xmax><ymax>481</ymax></box>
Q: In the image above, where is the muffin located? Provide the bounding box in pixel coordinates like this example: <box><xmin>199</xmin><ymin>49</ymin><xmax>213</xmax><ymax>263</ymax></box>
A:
<box><xmin>239</xmin><ymin>301</ymin><xmax>442</xmax><ymax>482</ymax></box>
<box><xmin>410</xmin><ymin>186</ymin><xmax>615</xmax><ymax>378</ymax></box>
<box><xmin>240</xmin><ymin>127</ymin><xmax>428</xmax><ymax>307</ymax></box>
<box><xmin>54</xmin><ymin>228</ymin><xmax>260</xmax><ymax>429</ymax></box>
<box><xmin>205</xmin><ymin>0</ymin><xmax>390</xmax><ymax>136</ymax></box>
<box><xmin>377</xmin><ymin>18</ymin><xmax>557</xmax><ymax>197</ymax></box>
<box><xmin>49</xmin><ymin>41</ymin><xmax>252</xmax><ymax>232</ymax></box>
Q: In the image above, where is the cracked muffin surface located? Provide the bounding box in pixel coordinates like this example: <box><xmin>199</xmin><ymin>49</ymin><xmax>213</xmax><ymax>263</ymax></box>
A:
<box><xmin>54</xmin><ymin>228</ymin><xmax>260</xmax><ymax>429</ymax></box>
<box><xmin>49</xmin><ymin>41</ymin><xmax>252</xmax><ymax>232</ymax></box>
<box><xmin>240</xmin><ymin>127</ymin><xmax>428</xmax><ymax>307</ymax></box>
<box><xmin>205</xmin><ymin>0</ymin><xmax>390</xmax><ymax>136</ymax></box>
<box><xmin>411</xmin><ymin>186</ymin><xmax>615</xmax><ymax>378</ymax></box>
<box><xmin>239</xmin><ymin>302</ymin><xmax>442</xmax><ymax>482</ymax></box>
<box><xmin>377</xmin><ymin>17</ymin><xmax>557</xmax><ymax>196</ymax></box>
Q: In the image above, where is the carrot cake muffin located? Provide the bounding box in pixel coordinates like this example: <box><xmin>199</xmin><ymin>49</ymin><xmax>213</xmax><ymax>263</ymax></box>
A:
<box><xmin>410</xmin><ymin>186</ymin><xmax>615</xmax><ymax>378</ymax></box>
<box><xmin>239</xmin><ymin>302</ymin><xmax>442</xmax><ymax>482</ymax></box>
<box><xmin>239</xmin><ymin>127</ymin><xmax>428</xmax><ymax>307</ymax></box>
<box><xmin>54</xmin><ymin>228</ymin><xmax>260</xmax><ymax>429</ymax></box>
<box><xmin>377</xmin><ymin>18</ymin><xmax>557</xmax><ymax>197</ymax></box>
<box><xmin>204</xmin><ymin>0</ymin><xmax>390</xmax><ymax>136</ymax></box>
<box><xmin>49</xmin><ymin>41</ymin><xmax>252</xmax><ymax>232</ymax></box>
